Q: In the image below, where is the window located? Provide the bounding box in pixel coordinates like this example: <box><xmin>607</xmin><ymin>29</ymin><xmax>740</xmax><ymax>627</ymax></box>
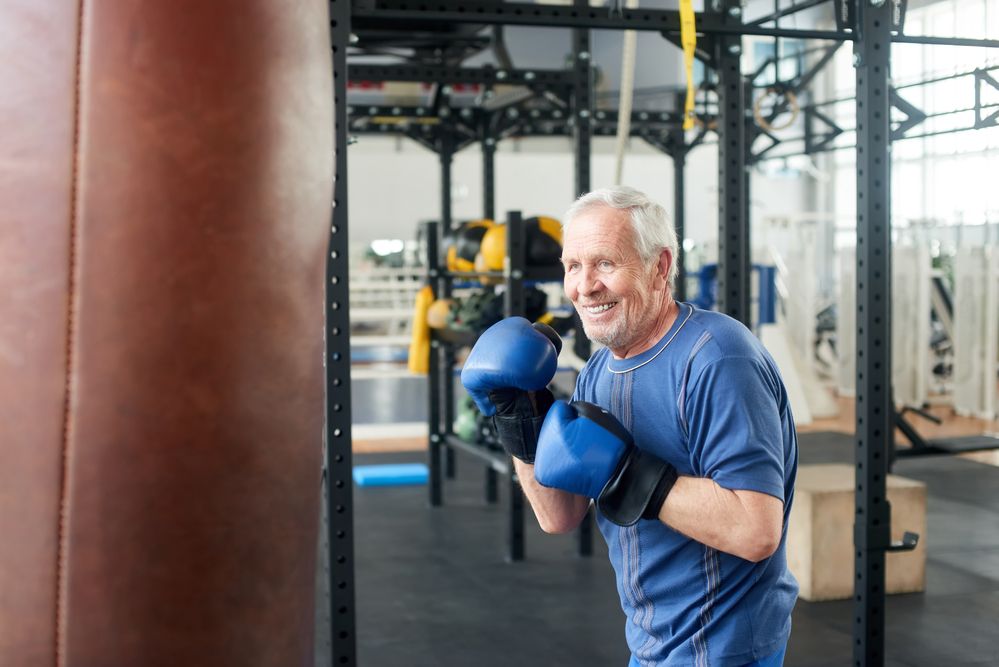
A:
<box><xmin>829</xmin><ymin>0</ymin><xmax>999</xmax><ymax>241</ymax></box>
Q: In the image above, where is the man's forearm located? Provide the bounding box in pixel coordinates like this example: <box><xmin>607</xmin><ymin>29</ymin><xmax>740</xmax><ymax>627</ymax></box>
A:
<box><xmin>513</xmin><ymin>458</ymin><xmax>591</xmax><ymax>534</ymax></box>
<box><xmin>656</xmin><ymin>476</ymin><xmax>783</xmax><ymax>562</ymax></box>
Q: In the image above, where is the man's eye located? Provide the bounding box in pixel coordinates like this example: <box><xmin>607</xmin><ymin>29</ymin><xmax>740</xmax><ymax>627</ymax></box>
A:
<box><xmin>598</xmin><ymin>260</ymin><xmax>613</xmax><ymax>271</ymax></box>
<box><xmin>566</xmin><ymin>263</ymin><xmax>581</xmax><ymax>273</ymax></box>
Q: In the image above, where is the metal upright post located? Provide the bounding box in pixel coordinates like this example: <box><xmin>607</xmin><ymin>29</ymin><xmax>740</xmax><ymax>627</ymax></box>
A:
<box><xmin>325</xmin><ymin>0</ymin><xmax>356</xmax><ymax>664</ymax></box>
<box><xmin>440</xmin><ymin>132</ymin><xmax>454</xmax><ymax>254</ymax></box>
<box><xmin>571</xmin><ymin>6</ymin><xmax>594</xmax><ymax>557</ymax></box>
<box><xmin>854</xmin><ymin>1</ymin><xmax>894</xmax><ymax>664</ymax></box>
<box><xmin>505</xmin><ymin>211</ymin><xmax>528</xmax><ymax>562</ymax></box>
<box><xmin>482</xmin><ymin>130</ymin><xmax>499</xmax><ymax>504</ymax></box>
<box><xmin>714</xmin><ymin>1</ymin><xmax>751</xmax><ymax>326</ymax></box>
<box><xmin>425</xmin><ymin>221</ymin><xmax>444</xmax><ymax>508</ymax></box>
<box><xmin>572</xmin><ymin>18</ymin><xmax>592</xmax><ymax>204</ymax></box>
<box><xmin>669</xmin><ymin>125</ymin><xmax>688</xmax><ymax>302</ymax></box>
<box><xmin>568</xmin><ymin>40</ymin><xmax>591</xmax><ymax>335</ymax></box>
<box><xmin>483</xmin><ymin>134</ymin><xmax>497</xmax><ymax>221</ymax></box>
<box><xmin>440</xmin><ymin>131</ymin><xmax>457</xmax><ymax>480</ymax></box>
<box><xmin>743</xmin><ymin>76</ymin><xmax>754</xmax><ymax>295</ymax></box>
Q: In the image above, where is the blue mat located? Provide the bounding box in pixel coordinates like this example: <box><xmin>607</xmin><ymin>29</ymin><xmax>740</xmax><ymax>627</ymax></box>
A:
<box><xmin>350</xmin><ymin>347</ymin><xmax>410</xmax><ymax>363</ymax></box>
<box><xmin>353</xmin><ymin>463</ymin><xmax>428</xmax><ymax>487</ymax></box>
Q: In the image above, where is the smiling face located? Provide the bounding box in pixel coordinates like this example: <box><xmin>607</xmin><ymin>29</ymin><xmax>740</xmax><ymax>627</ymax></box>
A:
<box><xmin>561</xmin><ymin>206</ymin><xmax>675</xmax><ymax>358</ymax></box>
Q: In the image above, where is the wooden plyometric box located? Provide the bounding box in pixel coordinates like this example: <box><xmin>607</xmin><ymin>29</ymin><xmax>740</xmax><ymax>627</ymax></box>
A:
<box><xmin>788</xmin><ymin>463</ymin><xmax>927</xmax><ymax>602</ymax></box>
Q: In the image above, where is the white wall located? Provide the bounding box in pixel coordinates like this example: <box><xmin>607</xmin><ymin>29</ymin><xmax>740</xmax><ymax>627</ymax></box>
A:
<box><xmin>346</xmin><ymin>135</ymin><xmax>813</xmax><ymax>256</ymax></box>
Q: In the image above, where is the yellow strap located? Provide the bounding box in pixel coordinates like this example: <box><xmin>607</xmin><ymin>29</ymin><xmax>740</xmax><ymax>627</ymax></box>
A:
<box><xmin>407</xmin><ymin>285</ymin><xmax>434</xmax><ymax>375</ymax></box>
<box><xmin>680</xmin><ymin>0</ymin><xmax>697</xmax><ymax>131</ymax></box>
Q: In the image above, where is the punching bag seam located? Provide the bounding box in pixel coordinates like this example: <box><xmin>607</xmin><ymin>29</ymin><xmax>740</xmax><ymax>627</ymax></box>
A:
<box><xmin>56</xmin><ymin>1</ymin><xmax>86</xmax><ymax>664</ymax></box>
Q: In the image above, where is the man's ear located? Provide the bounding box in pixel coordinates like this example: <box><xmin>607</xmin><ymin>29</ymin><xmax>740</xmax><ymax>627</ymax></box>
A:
<box><xmin>655</xmin><ymin>248</ymin><xmax>673</xmax><ymax>288</ymax></box>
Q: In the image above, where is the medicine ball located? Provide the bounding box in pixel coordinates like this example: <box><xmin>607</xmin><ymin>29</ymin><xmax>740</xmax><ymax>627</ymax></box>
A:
<box><xmin>426</xmin><ymin>298</ymin><xmax>454</xmax><ymax>329</ymax></box>
<box><xmin>478</xmin><ymin>216</ymin><xmax>563</xmax><ymax>271</ymax></box>
<box><xmin>454</xmin><ymin>397</ymin><xmax>478</xmax><ymax>442</ymax></box>
<box><xmin>447</xmin><ymin>219</ymin><xmax>494</xmax><ymax>272</ymax></box>
<box><xmin>474</xmin><ymin>251</ymin><xmax>504</xmax><ymax>286</ymax></box>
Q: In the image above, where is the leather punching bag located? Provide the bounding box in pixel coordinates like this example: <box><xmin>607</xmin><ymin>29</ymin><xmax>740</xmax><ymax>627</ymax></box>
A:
<box><xmin>0</xmin><ymin>1</ymin><xmax>333</xmax><ymax>665</ymax></box>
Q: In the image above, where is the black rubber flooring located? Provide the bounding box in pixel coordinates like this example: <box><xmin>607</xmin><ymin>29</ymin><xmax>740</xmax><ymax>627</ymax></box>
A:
<box><xmin>350</xmin><ymin>432</ymin><xmax>999</xmax><ymax>666</ymax></box>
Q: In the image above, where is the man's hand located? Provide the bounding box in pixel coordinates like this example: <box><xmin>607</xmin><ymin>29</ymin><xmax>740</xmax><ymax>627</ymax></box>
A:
<box><xmin>534</xmin><ymin>401</ymin><xmax>678</xmax><ymax>526</ymax></box>
<box><xmin>460</xmin><ymin>317</ymin><xmax>562</xmax><ymax>463</ymax></box>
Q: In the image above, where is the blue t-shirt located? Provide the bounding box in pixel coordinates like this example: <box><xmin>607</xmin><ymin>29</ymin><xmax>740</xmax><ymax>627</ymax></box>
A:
<box><xmin>573</xmin><ymin>303</ymin><xmax>799</xmax><ymax>667</ymax></box>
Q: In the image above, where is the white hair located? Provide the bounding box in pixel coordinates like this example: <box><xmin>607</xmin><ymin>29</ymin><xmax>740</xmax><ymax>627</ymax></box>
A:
<box><xmin>562</xmin><ymin>185</ymin><xmax>679</xmax><ymax>285</ymax></box>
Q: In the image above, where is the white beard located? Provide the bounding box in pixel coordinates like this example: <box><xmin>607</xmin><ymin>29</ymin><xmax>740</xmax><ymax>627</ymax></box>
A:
<box><xmin>580</xmin><ymin>311</ymin><xmax>629</xmax><ymax>350</ymax></box>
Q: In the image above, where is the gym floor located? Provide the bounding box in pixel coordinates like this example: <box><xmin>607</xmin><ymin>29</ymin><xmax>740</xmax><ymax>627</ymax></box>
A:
<box><xmin>350</xmin><ymin>429</ymin><xmax>999</xmax><ymax>667</ymax></box>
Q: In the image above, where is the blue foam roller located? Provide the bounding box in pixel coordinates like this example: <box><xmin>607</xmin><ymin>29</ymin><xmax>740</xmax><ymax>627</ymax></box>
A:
<box><xmin>350</xmin><ymin>347</ymin><xmax>410</xmax><ymax>363</ymax></box>
<box><xmin>352</xmin><ymin>463</ymin><xmax>428</xmax><ymax>487</ymax></box>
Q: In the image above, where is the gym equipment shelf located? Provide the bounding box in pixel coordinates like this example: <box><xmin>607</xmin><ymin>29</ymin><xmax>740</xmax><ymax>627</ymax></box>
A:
<box><xmin>443</xmin><ymin>434</ymin><xmax>511</xmax><ymax>475</ymax></box>
<box><xmin>430</xmin><ymin>327</ymin><xmax>477</xmax><ymax>348</ymax></box>
<box><xmin>424</xmin><ymin>213</ymin><xmax>592</xmax><ymax>563</ymax></box>
<box><xmin>439</xmin><ymin>266</ymin><xmax>565</xmax><ymax>283</ymax></box>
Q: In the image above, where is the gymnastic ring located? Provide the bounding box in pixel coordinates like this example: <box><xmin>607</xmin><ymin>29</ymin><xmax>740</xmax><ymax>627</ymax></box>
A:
<box><xmin>753</xmin><ymin>87</ymin><xmax>800</xmax><ymax>132</ymax></box>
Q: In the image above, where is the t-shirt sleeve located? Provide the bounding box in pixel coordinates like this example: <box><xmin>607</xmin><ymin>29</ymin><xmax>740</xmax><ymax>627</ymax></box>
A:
<box><xmin>683</xmin><ymin>356</ymin><xmax>786</xmax><ymax>500</ymax></box>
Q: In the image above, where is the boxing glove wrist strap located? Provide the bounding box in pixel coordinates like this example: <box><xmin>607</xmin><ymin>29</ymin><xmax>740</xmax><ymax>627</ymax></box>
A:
<box><xmin>597</xmin><ymin>447</ymin><xmax>678</xmax><ymax>527</ymax></box>
<box><xmin>489</xmin><ymin>388</ymin><xmax>555</xmax><ymax>464</ymax></box>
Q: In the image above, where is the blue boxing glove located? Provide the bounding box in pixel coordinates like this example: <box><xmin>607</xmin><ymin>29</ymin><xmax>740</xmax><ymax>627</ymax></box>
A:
<box><xmin>535</xmin><ymin>401</ymin><xmax>679</xmax><ymax>526</ymax></box>
<box><xmin>460</xmin><ymin>317</ymin><xmax>562</xmax><ymax>463</ymax></box>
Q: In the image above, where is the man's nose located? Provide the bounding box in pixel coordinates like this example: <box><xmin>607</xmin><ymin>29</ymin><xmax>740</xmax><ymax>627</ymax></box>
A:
<box><xmin>576</xmin><ymin>265</ymin><xmax>601</xmax><ymax>295</ymax></box>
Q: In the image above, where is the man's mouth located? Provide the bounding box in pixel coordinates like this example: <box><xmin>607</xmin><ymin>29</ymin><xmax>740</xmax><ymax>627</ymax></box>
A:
<box><xmin>583</xmin><ymin>302</ymin><xmax>618</xmax><ymax>314</ymax></box>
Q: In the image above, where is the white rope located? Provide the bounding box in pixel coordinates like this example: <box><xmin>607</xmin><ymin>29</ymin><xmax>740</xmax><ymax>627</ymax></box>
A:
<box><xmin>613</xmin><ymin>0</ymin><xmax>640</xmax><ymax>185</ymax></box>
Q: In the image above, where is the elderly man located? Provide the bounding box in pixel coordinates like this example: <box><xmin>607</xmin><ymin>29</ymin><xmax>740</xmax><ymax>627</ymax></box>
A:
<box><xmin>462</xmin><ymin>186</ymin><xmax>798</xmax><ymax>667</ymax></box>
